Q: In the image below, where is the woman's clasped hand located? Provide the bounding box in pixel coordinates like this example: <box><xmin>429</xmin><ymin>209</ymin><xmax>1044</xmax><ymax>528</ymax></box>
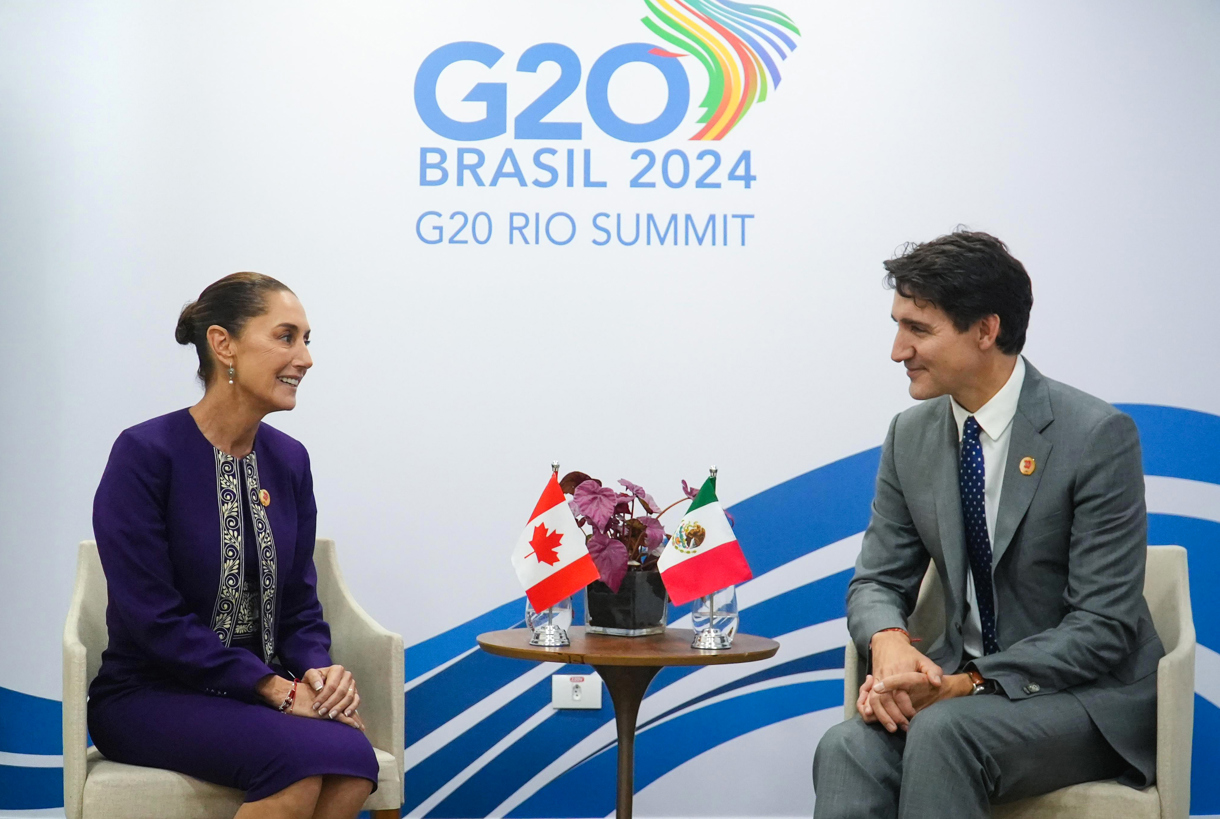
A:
<box><xmin>257</xmin><ymin>665</ymin><xmax>365</xmax><ymax>731</ymax></box>
<box><xmin>303</xmin><ymin>665</ymin><xmax>364</xmax><ymax>729</ymax></box>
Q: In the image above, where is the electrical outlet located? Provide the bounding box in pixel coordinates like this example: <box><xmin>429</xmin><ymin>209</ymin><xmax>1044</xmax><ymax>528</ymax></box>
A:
<box><xmin>551</xmin><ymin>673</ymin><xmax>603</xmax><ymax>709</ymax></box>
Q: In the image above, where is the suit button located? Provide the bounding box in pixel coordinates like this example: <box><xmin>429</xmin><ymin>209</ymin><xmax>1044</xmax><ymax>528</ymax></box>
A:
<box><xmin>1024</xmin><ymin>683</ymin><xmax>1041</xmax><ymax>694</ymax></box>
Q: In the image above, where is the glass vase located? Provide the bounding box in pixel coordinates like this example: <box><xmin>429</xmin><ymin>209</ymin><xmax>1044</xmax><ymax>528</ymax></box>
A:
<box><xmin>524</xmin><ymin>596</ymin><xmax>573</xmax><ymax>646</ymax></box>
<box><xmin>691</xmin><ymin>585</ymin><xmax>739</xmax><ymax>649</ymax></box>
<box><xmin>584</xmin><ymin>570</ymin><xmax>668</xmax><ymax>636</ymax></box>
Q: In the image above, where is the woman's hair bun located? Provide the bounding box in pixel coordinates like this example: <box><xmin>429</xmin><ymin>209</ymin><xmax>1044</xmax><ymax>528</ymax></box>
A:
<box><xmin>175</xmin><ymin>302</ymin><xmax>198</xmax><ymax>346</ymax></box>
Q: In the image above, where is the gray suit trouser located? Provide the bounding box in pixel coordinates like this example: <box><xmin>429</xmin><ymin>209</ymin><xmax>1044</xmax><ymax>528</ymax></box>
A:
<box><xmin>812</xmin><ymin>690</ymin><xmax>1127</xmax><ymax>818</ymax></box>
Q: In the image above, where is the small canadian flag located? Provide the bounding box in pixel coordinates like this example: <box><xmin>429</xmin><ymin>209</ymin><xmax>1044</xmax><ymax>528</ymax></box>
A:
<box><xmin>511</xmin><ymin>472</ymin><xmax>601</xmax><ymax>612</ymax></box>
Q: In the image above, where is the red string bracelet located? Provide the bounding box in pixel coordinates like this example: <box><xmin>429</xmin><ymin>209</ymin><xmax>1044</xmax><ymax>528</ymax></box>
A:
<box><xmin>876</xmin><ymin>627</ymin><xmax>922</xmax><ymax>643</ymax></box>
<box><xmin>277</xmin><ymin>678</ymin><xmax>300</xmax><ymax>714</ymax></box>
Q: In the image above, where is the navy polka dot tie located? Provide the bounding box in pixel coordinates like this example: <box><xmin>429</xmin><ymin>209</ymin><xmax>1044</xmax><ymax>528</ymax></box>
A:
<box><xmin>961</xmin><ymin>416</ymin><xmax>1000</xmax><ymax>655</ymax></box>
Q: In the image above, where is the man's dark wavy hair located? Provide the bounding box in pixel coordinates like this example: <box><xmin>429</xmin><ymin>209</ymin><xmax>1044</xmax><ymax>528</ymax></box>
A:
<box><xmin>883</xmin><ymin>230</ymin><xmax>1034</xmax><ymax>355</ymax></box>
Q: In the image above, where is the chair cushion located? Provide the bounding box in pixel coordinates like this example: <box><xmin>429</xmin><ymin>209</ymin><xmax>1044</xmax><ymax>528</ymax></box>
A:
<box><xmin>992</xmin><ymin>780</ymin><xmax>1159</xmax><ymax>819</ymax></box>
<box><xmin>83</xmin><ymin>748</ymin><xmax>243</xmax><ymax>819</ymax></box>
<box><xmin>82</xmin><ymin>745</ymin><xmax>401</xmax><ymax>818</ymax></box>
<box><xmin>365</xmin><ymin>748</ymin><xmax>402</xmax><ymax>810</ymax></box>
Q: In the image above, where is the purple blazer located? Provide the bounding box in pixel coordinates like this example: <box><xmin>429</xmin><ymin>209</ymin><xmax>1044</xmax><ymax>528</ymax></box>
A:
<box><xmin>90</xmin><ymin>409</ymin><xmax>332</xmax><ymax>705</ymax></box>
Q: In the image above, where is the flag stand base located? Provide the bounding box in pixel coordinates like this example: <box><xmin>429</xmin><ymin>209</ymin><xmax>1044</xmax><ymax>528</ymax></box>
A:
<box><xmin>691</xmin><ymin>590</ymin><xmax>735</xmax><ymax>650</ymax></box>
<box><xmin>691</xmin><ymin>627</ymin><xmax>731</xmax><ymax>650</ymax></box>
<box><xmin>529</xmin><ymin>623</ymin><xmax>570</xmax><ymax>646</ymax></box>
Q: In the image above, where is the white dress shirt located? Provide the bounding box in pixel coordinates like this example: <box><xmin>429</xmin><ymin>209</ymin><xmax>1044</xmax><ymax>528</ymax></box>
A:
<box><xmin>949</xmin><ymin>356</ymin><xmax>1026</xmax><ymax>658</ymax></box>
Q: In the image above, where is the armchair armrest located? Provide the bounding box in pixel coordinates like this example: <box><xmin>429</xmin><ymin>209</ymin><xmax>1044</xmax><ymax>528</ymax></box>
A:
<box><xmin>62</xmin><ymin>542</ymin><xmax>97</xmax><ymax>819</ymax></box>
<box><xmin>1154</xmin><ymin>571</ymin><xmax>1195</xmax><ymax>819</ymax></box>
<box><xmin>843</xmin><ymin>643</ymin><xmax>862</xmax><ymax>721</ymax></box>
<box><xmin>313</xmin><ymin>539</ymin><xmax>405</xmax><ymax>799</ymax></box>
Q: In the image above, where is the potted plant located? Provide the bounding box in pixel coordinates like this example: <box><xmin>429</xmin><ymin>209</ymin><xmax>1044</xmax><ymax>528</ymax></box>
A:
<box><xmin>560</xmin><ymin>471</ymin><xmax>699</xmax><ymax>636</ymax></box>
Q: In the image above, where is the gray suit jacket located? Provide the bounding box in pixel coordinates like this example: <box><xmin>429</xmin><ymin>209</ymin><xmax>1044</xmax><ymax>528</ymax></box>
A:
<box><xmin>847</xmin><ymin>359</ymin><xmax>1163</xmax><ymax>786</ymax></box>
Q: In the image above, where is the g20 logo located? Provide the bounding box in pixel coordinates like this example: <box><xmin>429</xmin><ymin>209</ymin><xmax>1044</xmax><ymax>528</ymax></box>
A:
<box><xmin>413</xmin><ymin>0</ymin><xmax>800</xmax><ymax>143</ymax></box>
<box><xmin>414</xmin><ymin>42</ymin><xmax>691</xmax><ymax>144</ymax></box>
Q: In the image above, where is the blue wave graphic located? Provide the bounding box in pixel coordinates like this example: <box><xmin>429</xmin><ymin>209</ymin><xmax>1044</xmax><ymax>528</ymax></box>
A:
<box><xmin>544</xmin><ymin>648</ymin><xmax>846</xmax><ymax>785</ymax></box>
<box><xmin>407</xmin><ymin>597</ymin><xmax>526</xmax><ymax>684</ymax></box>
<box><xmin>512</xmin><ymin>680</ymin><xmax>843</xmax><ymax>818</ymax></box>
<box><xmin>0</xmin><ymin>765</ymin><xmax>63</xmax><ymax>811</ymax></box>
<box><xmin>0</xmin><ymin>687</ymin><xmax>66</xmax><ymax>810</ymax></box>
<box><xmin>1119</xmin><ymin>404</ymin><xmax>1220</xmax><ymax>485</ymax></box>
<box><xmin>638</xmin><ymin>646</ymin><xmax>846</xmax><ymax>731</ymax></box>
<box><xmin>7</xmin><ymin>403</ymin><xmax>1220</xmax><ymax>815</ymax></box>
<box><xmin>0</xmin><ymin>686</ymin><xmax>62</xmax><ymax>755</ymax></box>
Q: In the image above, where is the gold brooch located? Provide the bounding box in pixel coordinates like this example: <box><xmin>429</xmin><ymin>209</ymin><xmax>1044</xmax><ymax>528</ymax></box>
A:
<box><xmin>1019</xmin><ymin>457</ymin><xmax>1036</xmax><ymax>476</ymax></box>
<box><xmin>259</xmin><ymin>488</ymin><xmax>271</xmax><ymax>507</ymax></box>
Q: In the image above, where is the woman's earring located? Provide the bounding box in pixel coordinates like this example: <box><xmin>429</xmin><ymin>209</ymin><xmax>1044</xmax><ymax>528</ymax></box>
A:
<box><xmin>228</xmin><ymin>365</ymin><xmax>235</xmax><ymax>385</ymax></box>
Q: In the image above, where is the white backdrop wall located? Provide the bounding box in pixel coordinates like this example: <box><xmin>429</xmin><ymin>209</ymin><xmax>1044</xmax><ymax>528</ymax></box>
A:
<box><xmin>2</xmin><ymin>1</ymin><xmax>1219</xmax><ymax>816</ymax></box>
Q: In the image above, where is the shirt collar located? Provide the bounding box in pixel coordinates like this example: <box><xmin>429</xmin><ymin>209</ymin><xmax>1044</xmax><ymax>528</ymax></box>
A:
<box><xmin>950</xmin><ymin>356</ymin><xmax>1026</xmax><ymax>442</ymax></box>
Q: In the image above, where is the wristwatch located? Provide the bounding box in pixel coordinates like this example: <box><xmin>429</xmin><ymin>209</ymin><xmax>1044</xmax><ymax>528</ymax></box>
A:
<box><xmin>967</xmin><ymin>669</ymin><xmax>996</xmax><ymax>695</ymax></box>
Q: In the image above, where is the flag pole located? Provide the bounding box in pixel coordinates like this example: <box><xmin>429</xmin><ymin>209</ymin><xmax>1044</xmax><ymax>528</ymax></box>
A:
<box><xmin>707</xmin><ymin>466</ymin><xmax>717</xmax><ymax>627</ymax></box>
<box><xmin>530</xmin><ymin>461</ymin><xmax>572</xmax><ymax>647</ymax></box>
<box><xmin>691</xmin><ymin>466</ymin><xmax>731</xmax><ymax>650</ymax></box>
<box><xmin>548</xmin><ymin>461</ymin><xmax>560</xmax><ymax>630</ymax></box>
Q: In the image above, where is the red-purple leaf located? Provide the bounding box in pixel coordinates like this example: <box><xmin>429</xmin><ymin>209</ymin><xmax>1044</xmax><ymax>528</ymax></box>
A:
<box><xmin>587</xmin><ymin>532</ymin><xmax>629</xmax><ymax>592</ymax></box>
<box><xmin>638</xmin><ymin>515</ymin><xmax>666</xmax><ymax>552</ymax></box>
<box><xmin>619</xmin><ymin>479</ymin><xmax>660</xmax><ymax>514</ymax></box>
<box><xmin>572</xmin><ymin>480</ymin><xmax>618</xmax><ymax>533</ymax></box>
<box><xmin>560</xmin><ymin>471</ymin><xmax>597</xmax><ymax>495</ymax></box>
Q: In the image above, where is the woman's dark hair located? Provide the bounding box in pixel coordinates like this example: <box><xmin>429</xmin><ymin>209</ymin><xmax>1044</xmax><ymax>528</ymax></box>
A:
<box><xmin>175</xmin><ymin>272</ymin><xmax>292</xmax><ymax>383</ymax></box>
<box><xmin>883</xmin><ymin>230</ymin><xmax>1034</xmax><ymax>355</ymax></box>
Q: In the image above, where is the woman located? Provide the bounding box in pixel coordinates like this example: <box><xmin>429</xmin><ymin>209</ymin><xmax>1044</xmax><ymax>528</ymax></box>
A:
<box><xmin>89</xmin><ymin>272</ymin><xmax>378</xmax><ymax>819</ymax></box>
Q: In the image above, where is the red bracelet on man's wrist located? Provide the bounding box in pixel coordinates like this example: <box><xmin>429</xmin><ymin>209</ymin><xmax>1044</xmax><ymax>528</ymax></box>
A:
<box><xmin>875</xmin><ymin>627</ymin><xmax>922</xmax><ymax>643</ymax></box>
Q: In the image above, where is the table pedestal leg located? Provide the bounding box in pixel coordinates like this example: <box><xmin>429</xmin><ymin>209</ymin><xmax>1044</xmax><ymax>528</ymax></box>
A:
<box><xmin>593</xmin><ymin>665</ymin><xmax>662</xmax><ymax>819</ymax></box>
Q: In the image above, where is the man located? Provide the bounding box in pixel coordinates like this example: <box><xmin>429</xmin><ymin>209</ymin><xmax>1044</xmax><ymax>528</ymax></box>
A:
<box><xmin>812</xmin><ymin>231</ymin><xmax>1163</xmax><ymax>818</ymax></box>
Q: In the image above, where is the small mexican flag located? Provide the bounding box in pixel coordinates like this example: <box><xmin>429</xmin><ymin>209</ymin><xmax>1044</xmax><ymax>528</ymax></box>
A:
<box><xmin>658</xmin><ymin>475</ymin><xmax>752</xmax><ymax>606</ymax></box>
<box><xmin>511</xmin><ymin>472</ymin><xmax>601</xmax><ymax>612</ymax></box>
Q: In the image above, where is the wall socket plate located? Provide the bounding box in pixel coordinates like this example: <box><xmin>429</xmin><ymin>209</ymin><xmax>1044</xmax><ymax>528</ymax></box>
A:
<box><xmin>551</xmin><ymin>673</ymin><xmax>603</xmax><ymax>710</ymax></box>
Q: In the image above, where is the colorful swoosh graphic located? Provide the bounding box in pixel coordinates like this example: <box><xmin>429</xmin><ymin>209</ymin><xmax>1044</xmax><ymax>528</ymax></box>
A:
<box><xmin>641</xmin><ymin>0</ymin><xmax>800</xmax><ymax>140</ymax></box>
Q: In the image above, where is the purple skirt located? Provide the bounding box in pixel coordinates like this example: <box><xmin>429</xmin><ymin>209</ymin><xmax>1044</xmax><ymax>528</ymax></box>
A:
<box><xmin>88</xmin><ymin>682</ymin><xmax>379</xmax><ymax>802</ymax></box>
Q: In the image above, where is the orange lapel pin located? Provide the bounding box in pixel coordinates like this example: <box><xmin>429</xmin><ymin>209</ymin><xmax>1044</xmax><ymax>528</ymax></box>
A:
<box><xmin>259</xmin><ymin>488</ymin><xmax>271</xmax><ymax>507</ymax></box>
<box><xmin>1019</xmin><ymin>457</ymin><xmax>1036</xmax><ymax>476</ymax></box>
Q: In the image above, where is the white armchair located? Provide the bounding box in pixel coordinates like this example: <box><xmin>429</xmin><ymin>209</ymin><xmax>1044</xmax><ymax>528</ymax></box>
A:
<box><xmin>842</xmin><ymin>545</ymin><xmax>1194</xmax><ymax>819</ymax></box>
<box><xmin>63</xmin><ymin>538</ymin><xmax>404</xmax><ymax>819</ymax></box>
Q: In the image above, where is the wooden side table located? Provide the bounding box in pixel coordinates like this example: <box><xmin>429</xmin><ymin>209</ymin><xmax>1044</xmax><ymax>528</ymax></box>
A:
<box><xmin>477</xmin><ymin>626</ymin><xmax>780</xmax><ymax>819</ymax></box>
